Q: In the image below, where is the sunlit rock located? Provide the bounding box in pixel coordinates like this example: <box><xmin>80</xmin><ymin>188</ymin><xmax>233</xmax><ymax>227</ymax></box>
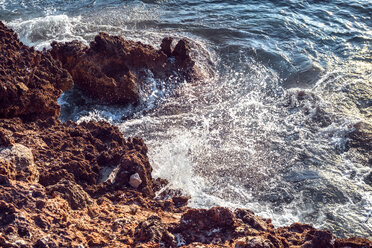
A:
<box><xmin>129</xmin><ymin>172</ymin><xmax>142</xmax><ymax>188</ymax></box>
<box><xmin>0</xmin><ymin>144</ymin><xmax>39</xmax><ymax>183</ymax></box>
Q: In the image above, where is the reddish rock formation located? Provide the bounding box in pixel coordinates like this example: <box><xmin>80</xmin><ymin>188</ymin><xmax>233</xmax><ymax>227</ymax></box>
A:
<box><xmin>0</xmin><ymin>21</ymin><xmax>371</xmax><ymax>248</ymax></box>
<box><xmin>0</xmin><ymin>21</ymin><xmax>73</xmax><ymax>121</ymax></box>
<box><xmin>50</xmin><ymin>33</ymin><xmax>199</xmax><ymax>105</ymax></box>
<box><xmin>0</xmin><ymin>118</ymin><xmax>155</xmax><ymax>199</ymax></box>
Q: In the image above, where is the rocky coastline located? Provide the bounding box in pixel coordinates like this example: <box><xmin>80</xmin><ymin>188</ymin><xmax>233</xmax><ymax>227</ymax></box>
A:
<box><xmin>0</xmin><ymin>21</ymin><xmax>371</xmax><ymax>248</ymax></box>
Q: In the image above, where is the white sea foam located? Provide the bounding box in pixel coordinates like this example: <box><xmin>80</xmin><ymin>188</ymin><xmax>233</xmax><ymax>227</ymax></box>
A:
<box><xmin>6</xmin><ymin>14</ymin><xmax>85</xmax><ymax>50</ymax></box>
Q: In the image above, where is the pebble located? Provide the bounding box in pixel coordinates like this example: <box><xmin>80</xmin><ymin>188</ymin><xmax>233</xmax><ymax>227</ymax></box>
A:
<box><xmin>129</xmin><ymin>173</ymin><xmax>142</xmax><ymax>188</ymax></box>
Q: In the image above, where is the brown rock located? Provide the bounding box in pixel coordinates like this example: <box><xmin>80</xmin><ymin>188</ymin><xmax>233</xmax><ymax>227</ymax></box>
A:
<box><xmin>277</xmin><ymin>223</ymin><xmax>334</xmax><ymax>248</ymax></box>
<box><xmin>160</xmin><ymin>37</ymin><xmax>173</xmax><ymax>57</ymax></box>
<box><xmin>172</xmin><ymin>196</ymin><xmax>189</xmax><ymax>208</ymax></box>
<box><xmin>181</xmin><ymin>207</ymin><xmax>236</xmax><ymax>230</ymax></box>
<box><xmin>0</xmin><ymin>127</ymin><xmax>15</xmax><ymax>146</ymax></box>
<box><xmin>0</xmin><ymin>160</ymin><xmax>16</xmax><ymax>181</ymax></box>
<box><xmin>0</xmin><ymin>144</ymin><xmax>39</xmax><ymax>182</ymax></box>
<box><xmin>51</xmin><ymin>33</ymin><xmax>199</xmax><ymax>105</ymax></box>
<box><xmin>134</xmin><ymin>215</ymin><xmax>175</xmax><ymax>246</ymax></box>
<box><xmin>234</xmin><ymin>208</ymin><xmax>273</xmax><ymax>232</ymax></box>
<box><xmin>113</xmin><ymin>145</ymin><xmax>154</xmax><ymax>197</ymax></box>
<box><xmin>176</xmin><ymin>207</ymin><xmax>237</xmax><ymax>245</ymax></box>
<box><xmin>234</xmin><ymin>236</ymin><xmax>275</xmax><ymax>248</ymax></box>
<box><xmin>173</xmin><ymin>39</ymin><xmax>194</xmax><ymax>67</ymax></box>
<box><xmin>0</xmin><ymin>118</ymin><xmax>155</xmax><ymax>199</ymax></box>
<box><xmin>46</xmin><ymin>179</ymin><xmax>94</xmax><ymax>210</ymax></box>
<box><xmin>0</xmin><ymin>21</ymin><xmax>73</xmax><ymax>121</ymax></box>
<box><xmin>0</xmin><ymin>200</ymin><xmax>16</xmax><ymax>227</ymax></box>
<box><xmin>335</xmin><ymin>237</ymin><xmax>372</xmax><ymax>248</ymax></box>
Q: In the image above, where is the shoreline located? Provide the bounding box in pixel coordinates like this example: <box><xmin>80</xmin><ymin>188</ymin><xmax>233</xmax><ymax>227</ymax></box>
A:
<box><xmin>0</xmin><ymin>21</ymin><xmax>371</xmax><ymax>247</ymax></box>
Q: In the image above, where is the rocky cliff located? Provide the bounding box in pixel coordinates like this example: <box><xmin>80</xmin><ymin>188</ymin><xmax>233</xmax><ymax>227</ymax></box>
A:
<box><xmin>0</xmin><ymin>21</ymin><xmax>371</xmax><ymax>248</ymax></box>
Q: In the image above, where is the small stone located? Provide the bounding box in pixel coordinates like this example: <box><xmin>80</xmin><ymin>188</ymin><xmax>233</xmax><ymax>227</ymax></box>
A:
<box><xmin>129</xmin><ymin>173</ymin><xmax>142</xmax><ymax>188</ymax></box>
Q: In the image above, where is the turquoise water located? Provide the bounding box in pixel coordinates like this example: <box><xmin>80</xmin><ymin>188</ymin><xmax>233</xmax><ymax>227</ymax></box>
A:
<box><xmin>1</xmin><ymin>0</ymin><xmax>371</xmax><ymax>238</ymax></box>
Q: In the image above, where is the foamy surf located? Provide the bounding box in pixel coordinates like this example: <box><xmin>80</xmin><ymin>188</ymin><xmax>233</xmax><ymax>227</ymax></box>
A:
<box><xmin>6</xmin><ymin>15</ymin><xmax>85</xmax><ymax>49</ymax></box>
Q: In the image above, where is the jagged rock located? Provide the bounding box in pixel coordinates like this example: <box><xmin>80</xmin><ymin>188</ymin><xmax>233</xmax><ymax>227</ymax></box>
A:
<box><xmin>0</xmin><ymin>200</ymin><xmax>16</xmax><ymax>227</ymax></box>
<box><xmin>0</xmin><ymin>127</ymin><xmax>15</xmax><ymax>146</ymax></box>
<box><xmin>0</xmin><ymin>160</ymin><xmax>16</xmax><ymax>181</ymax></box>
<box><xmin>0</xmin><ymin>118</ymin><xmax>154</xmax><ymax>198</ymax></box>
<box><xmin>176</xmin><ymin>207</ymin><xmax>237</xmax><ymax>244</ymax></box>
<box><xmin>277</xmin><ymin>223</ymin><xmax>334</xmax><ymax>248</ymax></box>
<box><xmin>234</xmin><ymin>209</ymin><xmax>273</xmax><ymax>232</ymax></box>
<box><xmin>0</xmin><ymin>21</ymin><xmax>73</xmax><ymax>121</ymax></box>
<box><xmin>181</xmin><ymin>207</ymin><xmax>236</xmax><ymax>230</ymax></box>
<box><xmin>134</xmin><ymin>215</ymin><xmax>176</xmax><ymax>247</ymax></box>
<box><xmin>104</xmin><ymin>137</ymin><xmax>154</xmax><ymax>197</ymax></box>
<box><xmin>335</xmin><ymin>237</ymin><xmax>372</xmax><ymax>248</ymax></box>
<box><xmin>34</xmin><ymin>236</ymin><xmax>57</xmax><ymax>248</ymax></box>
<box><xmin>172</xmin><ymin>196</ymin><xmax>189</xmax><ymax>208</ymax></box>
<box><xmin>160</xmin><ymin>37</ymin><xmax>173</xmax><ymax>57</ymax></box>
<box><xmin>50</xmin><ymin>33</ymin><xmax>199</xmax><ymax>105</ymax></box>
<box><xmin>46</xmin><ymin>179</ymin><xmax>94</xmax><ymax>210</ymax></box>
<box><xmin>173</xmin><ymin>39</ymin><xmax>195</xmax><ymax>69</ymax></box>
<box><xmin>348</xmin><ymin>121</ymin><xmax>372</xmax><ymax>151</ymax></box>
<box><xmin>234</xmin><ymin>236</ymin><xmax>275</xmax><ymax>248</ymax></box>
<box><xmin>0</xmin><ymin>144</ymin><xmax>39</xmax><ymax>182</ymax></box>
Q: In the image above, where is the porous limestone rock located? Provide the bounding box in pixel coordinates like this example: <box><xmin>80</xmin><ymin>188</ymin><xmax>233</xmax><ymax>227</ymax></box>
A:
<box><xmin>50</xmin><ymin>33</ymin><xmax>199</xmax><ymax>105</ymax></box>
<box><xmin>0</xmin><ymin>144</ymin><xmax>39</xmax><ymax>182</ymax></box>
<box><xmin>0</xmin><ymin>21</ymin><xmax>73</xmax><ymax>121</ymax></box>
<box><xmin>46</xmin><ymin>179</ymin><xmax>94</xmax><ymax>210</ymax></box>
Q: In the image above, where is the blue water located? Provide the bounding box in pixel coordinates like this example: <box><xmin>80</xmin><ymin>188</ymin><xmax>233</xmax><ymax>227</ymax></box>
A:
<box><xmin>1</xmin><ymin>0</ymin><xmax>371</xmax><ymax>239</ymax></box>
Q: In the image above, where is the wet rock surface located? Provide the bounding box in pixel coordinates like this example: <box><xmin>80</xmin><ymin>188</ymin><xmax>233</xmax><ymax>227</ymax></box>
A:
<box><xmin>348</xmin><ymin>121</ymin><xmax>372</xmax><ymax>153</ymax></box>
<box><xmin>0</xmin><ymin>21</ymin><xmax>371</xmax><ymax>247</ymax></box>
<box><xmin>51</xmin><ymin>33</ymin><xmax>199</xmax><ymax>105</ymax></box>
